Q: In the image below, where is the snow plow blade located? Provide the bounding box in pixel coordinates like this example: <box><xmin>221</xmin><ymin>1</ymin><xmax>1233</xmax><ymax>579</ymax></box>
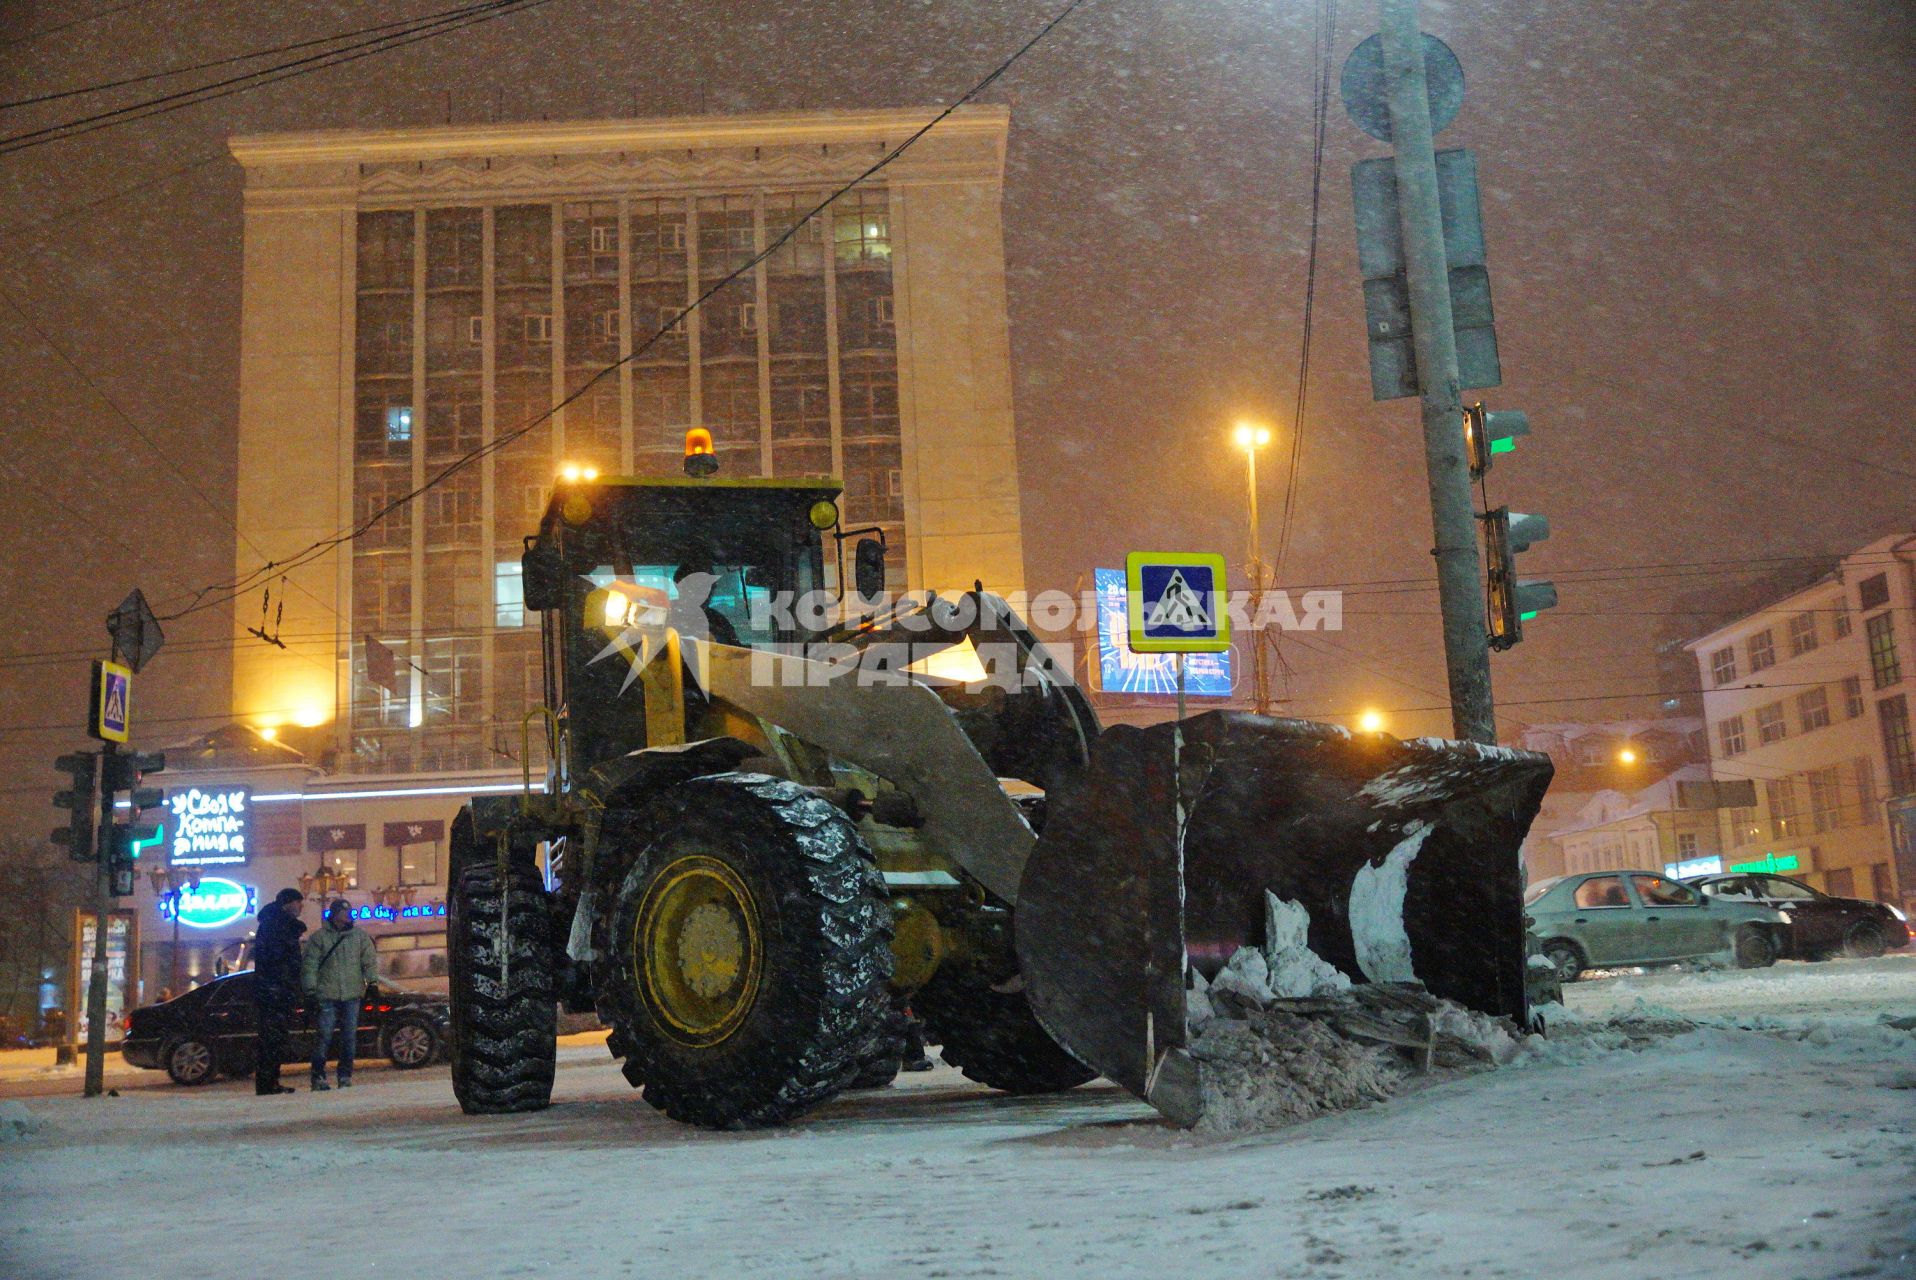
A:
<box><xmin>1013</xmin><ymin>712</ymin><xmax>1553</xmax><ymax>1127</ymax></box>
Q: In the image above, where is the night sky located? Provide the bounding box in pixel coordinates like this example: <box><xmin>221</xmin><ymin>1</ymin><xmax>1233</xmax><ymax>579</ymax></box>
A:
<box><xmin>1</xmin><ymin>0</ymin><xmax>1910</xmax><ymax>835</ymax></box>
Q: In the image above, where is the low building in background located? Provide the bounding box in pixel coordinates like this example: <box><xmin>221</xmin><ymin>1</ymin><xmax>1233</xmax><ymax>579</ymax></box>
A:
<box><xmin>1684</xmin><ymin>533</ymin><xmax>1916</xmax><ymax>912</ymax></box>
<box><xmin>1511</xmin><ymin>717</ymin><xmax>1706</xmax><ymax>880</ymax></box>
<box><xmin>1534</xmin><ymin>764</ymin><xmax>1728</xmax><ymax>879</ymax></box>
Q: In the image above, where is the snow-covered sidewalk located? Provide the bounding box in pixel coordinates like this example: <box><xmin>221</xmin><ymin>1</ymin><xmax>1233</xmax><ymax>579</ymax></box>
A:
<box><xmin>2</xmin><ymin>959</ymin><xmax>1911</xmax><ymax>1280</ymax></box>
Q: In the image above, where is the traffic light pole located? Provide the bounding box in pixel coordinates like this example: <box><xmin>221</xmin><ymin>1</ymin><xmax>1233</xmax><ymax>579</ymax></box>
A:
<box><xmin>1378</xmin><ymin>0</ymin><xmax>1496</xmax><ymax>745</ymax></box>
<box><xmin>82</xmin><ymin>740</ymin><xmax>116</xmax><ymax>1098</ymax></box>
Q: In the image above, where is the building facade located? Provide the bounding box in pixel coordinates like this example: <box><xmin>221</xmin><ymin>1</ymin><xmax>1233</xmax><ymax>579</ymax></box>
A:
<box><xmin>227</xmin><ymin>108</ymin><xmax>1026</xmax><ymax>775</ymax></box>
<box><xmin>1684</xmin><ymin>534</ymin><xmax>1916</xmax><ymax>911</ymax></box>
<box><xmin>122</xmin><ymin>109</ymin><xmax>1029</xmax><ymax>1004</ymax></box>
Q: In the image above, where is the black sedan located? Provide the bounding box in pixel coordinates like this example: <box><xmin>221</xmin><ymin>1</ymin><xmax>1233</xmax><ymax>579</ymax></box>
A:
<box><xmin>122</xmin><ymin>971</ymin><xmax>450</xmax><ymax>1086</ymax></box>
<box><xmin>1687</xmin><ymin>873</ymin><xmax>1910</xmax><ymax>960</ymax></box>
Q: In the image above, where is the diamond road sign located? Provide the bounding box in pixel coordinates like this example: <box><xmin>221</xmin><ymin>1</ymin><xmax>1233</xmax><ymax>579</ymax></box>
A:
<box><xmin>1124</xmin><ymin>552</ymin><xmax>1230</xmax><ymax>654</ymax></box>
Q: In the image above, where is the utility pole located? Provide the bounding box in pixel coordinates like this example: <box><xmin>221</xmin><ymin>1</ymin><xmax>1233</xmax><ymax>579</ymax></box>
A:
<box><xmin>1377</xmin><ymin>0</ymin><xmax>1496</xmax><ymax>745</ymax></box>
<box><xmin>83</xmin><ymin>740</ymin><xmax>116</xmax><ymax>1098</ymax></box>
<box><xmin>1235</xmin><ymin>421</ymin><xmax>1276</xmax><ymax>715</ymax></box>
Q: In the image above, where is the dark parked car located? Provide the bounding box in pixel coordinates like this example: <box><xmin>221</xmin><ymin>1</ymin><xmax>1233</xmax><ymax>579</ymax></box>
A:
<box><xmin>122</xmin><ymin>971</ymin><xmax>449</xmax><ymax>1086</ymax></box>
<box><xmin>1686</xmin><ymin>873</ymin><xmax>1910</xmax><ymax>960</ymax></box>
<box><xmin>1525</xmin><ymin>870</ymin><xmax>1791</xmax><ymax>983</ymax></box>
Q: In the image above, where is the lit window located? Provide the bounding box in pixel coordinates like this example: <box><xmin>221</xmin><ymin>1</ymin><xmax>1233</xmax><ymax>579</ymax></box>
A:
<box><xmin>1866</xmin><ymin>612</ymin><xmax>1901</xmax><ymax>689</ymax></box>
<box><xmin>1879</xmin><ymin>695</ymin><xmax>1915</xmax><ymax>796</ymax></box>
<box><xmin>1710</xmin><ymin>647</ymin><xmax>1737</xmax><ymax>686</ymax></box>
<box><xmin>1716</xmin><ymin>714</ymin><xmax>1746</xmax><ymax>758</ymax></box>
<box><xmin>495</xmin><ymin>560</ymin><xmax>526</xmax><ymax>629</ymax></box>
<box><xmin>1756</xmin><ymin>701</ymin><xmax>1787</xmax><ymax>745</ymax></box>
<box><xmin>385</xmin><ymin>406</ymin><xmax>413</xmax><ymax>443</ymax></box>
<box><xmin>1788</xmin><ymin>612</ymin><xmax>1818</xmax><ymax>657</ymax></box>
<box><xmin>1797</xmin><ymin>686</ymin><xmax>1830</xmax><ymax>731</ymax></box>
<box><xmin>1765</xmin><ymin>777</ymin><xmax>1800</xmax><ymax>839</ymax></box>
<box><xmin>1843</xmin><ymin>675</ymin><xmax>1865</xmax><ymax>718</ymax></box>
<box><xmin>1748</xmin><ymin>629</ymin><xmax>1775</xmax><ymax>673</ymax></box>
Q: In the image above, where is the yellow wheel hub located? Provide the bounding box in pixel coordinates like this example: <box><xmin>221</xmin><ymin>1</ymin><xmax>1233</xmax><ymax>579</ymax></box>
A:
<box><xmin>634</xmin><ymin>854</ymin><xmax>763</xmax><ymax>1046</ymax></box>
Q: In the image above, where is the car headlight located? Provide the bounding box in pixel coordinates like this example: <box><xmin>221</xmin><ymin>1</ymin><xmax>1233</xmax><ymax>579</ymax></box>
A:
<box><xmin>1889</xmin><ymin>905</ymin><xmax>1908</xmax><ymax>923</ymax></box>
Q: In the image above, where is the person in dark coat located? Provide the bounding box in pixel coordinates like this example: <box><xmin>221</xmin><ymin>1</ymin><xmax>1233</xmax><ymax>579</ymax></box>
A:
<box><xmin>253</xmin><ymin>888</ymin><xmax>306</xmax><ymax>1095</ymax></box>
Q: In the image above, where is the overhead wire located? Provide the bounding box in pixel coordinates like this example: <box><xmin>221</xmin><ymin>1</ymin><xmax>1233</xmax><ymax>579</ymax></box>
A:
<box><xmin>0</xmin><ymin>2</ymin><xmax>527</xmax><ymax>111</ymax></box>
<box><xmin>1270</xmin><ymin>0</ymin><xmax>1335</xmax><ymax>586</ymax></box>
<box><xmin>0</xmin><ymin>0</ymin><xmax>558</xmax><ymax>157</ymax></box>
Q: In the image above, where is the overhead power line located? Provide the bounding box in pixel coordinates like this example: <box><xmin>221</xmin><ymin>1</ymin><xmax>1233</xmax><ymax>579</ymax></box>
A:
<box><xmin>1</xmin><ymin>3</ymin><xmax>518</xmax><ymax>111</ymax></box>
<box><xmin>0</xmin><ymin>0</ymin><xmax>162</xmax><ymax>49</ymax></box>
<box><xmin>0</xmin><ymin>0</ymin><xmax>558</xmax><ymax>157</ymax></box>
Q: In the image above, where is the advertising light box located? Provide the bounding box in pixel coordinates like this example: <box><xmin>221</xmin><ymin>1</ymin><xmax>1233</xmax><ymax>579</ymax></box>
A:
<box><xmin>165</xmin><ymin>785</ymin><xmax>253</xmax><ymax>867</ymax></box>
<box><xmin>1095</xmin><ymin>569</ymin><xmax>1233</xmax><ymax>697</ymax></box>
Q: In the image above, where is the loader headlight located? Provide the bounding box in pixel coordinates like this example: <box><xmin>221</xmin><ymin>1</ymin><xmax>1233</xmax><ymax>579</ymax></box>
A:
<box><xmin>808</xmin><ymin>499</ymin><xmax>839</xmax><ymax>531</ymax></box>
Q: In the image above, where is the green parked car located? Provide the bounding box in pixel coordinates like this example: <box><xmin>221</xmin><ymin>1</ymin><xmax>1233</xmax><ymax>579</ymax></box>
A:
<box><xmin>1525</xmin><ymin>870</ymin><xmax>1790</xmax><ymax>983</ymax></box>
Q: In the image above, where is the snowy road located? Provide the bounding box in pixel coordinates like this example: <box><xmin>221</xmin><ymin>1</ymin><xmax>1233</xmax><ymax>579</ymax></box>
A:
<box><xmin>3</xmin><ymin>957</ymin><xmax>1912</xmax><ymax>1280</ymax></box>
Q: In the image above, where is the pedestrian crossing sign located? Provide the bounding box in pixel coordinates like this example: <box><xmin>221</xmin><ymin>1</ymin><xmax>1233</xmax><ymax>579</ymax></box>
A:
<box><xmin>1125</xmin><ymin>552</ymin><xmax>1230</xmax><ymax>653</ymax></box>
<box><xmin>91</xmin><ymin>659</ymin><xmax>132</xmax><ymax>743</ymax></box>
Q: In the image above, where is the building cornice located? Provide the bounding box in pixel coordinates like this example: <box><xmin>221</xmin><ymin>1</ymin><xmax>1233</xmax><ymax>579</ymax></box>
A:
<box><xmin>229</xmin><ymin>106</ymin><xmax>1008</xmax><ymax>170</ymax></box>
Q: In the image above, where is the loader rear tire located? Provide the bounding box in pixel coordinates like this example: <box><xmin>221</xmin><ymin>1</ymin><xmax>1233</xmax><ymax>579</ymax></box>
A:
<box><xmin>915</xmin><ymin>960</ymin><xmax>1096</xmax><ymax>1096</ymax></box>
<box><xmin>597</xmin><ymin>774</ymin><xmax>893</xmax><ymax>1129</ymax></box>
<box><xmin>448</xmin><ymin>857</ymin><xmax>557</xmax><ymax>1115</ymax></box>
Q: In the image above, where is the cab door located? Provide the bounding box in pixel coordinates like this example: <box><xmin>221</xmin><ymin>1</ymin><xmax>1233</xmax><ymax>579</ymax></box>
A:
<box><xmin>1567</xmin><ymin>875</ymin><xmax>1637</xmax><ymax>964</ymax></box>
<box><xmin>1753</xmin><ymin>875</ymin><xmax>1841</xmax><ymax>952</ymax></box>
<box><xmin>1627</xmin><ymin>874</ymin><xmax>1720</xmax><ymax>958</ymax></box>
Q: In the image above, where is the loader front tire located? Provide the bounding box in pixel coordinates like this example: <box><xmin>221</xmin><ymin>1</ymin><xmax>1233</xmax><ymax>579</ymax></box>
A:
<box><xmin>448</xmin><ymin>855</ymin><xmax>557</xmax><ymax>1115</ymax></box>
<box><xmin>598</xmin><ymin>774</ymin><xmax>893</xmax><ymax>1129</ymax></box>
<box><xmin>915</xmin><ymin>958</ymin><xmax>1096</xmax><ymax>1096</ymax></box>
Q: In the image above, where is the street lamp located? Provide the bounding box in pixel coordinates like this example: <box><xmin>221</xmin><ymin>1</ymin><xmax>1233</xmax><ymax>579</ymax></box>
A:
<box><xmin>1358</xmin><ymin>709</ymin><xmax>1386</xmax><ymax>734</ymax></box>
<box><xmin>1234</xmin><ymin>420</ymin><xmax>1276</xmax><ymax>714</ymax></box>
<box><xmin>1618</xmin><ymin>747</ymin><xmax>1639</xmax><ymax>765</ymax></box>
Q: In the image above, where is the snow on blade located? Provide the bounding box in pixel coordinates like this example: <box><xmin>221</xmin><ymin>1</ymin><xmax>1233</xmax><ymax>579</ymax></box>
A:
<box><xmin>1348</xmin><ymin>821</ymin><xmax>1429</xmax><ymax>984</ymax></box>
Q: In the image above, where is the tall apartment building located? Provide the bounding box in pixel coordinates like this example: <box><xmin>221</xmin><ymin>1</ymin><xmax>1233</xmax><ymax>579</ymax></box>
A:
<box><xmin>227</xmin><ymin>107</ymin><xmax>1025</xmax><ymax>774</ymax></box>
<box><xmin>1684</xmin><ymin>534</ymin><xmax>1916</xmax><ymax>910</ymax></box>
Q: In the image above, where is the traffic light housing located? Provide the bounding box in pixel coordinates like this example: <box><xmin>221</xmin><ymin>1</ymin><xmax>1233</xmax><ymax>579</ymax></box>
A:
<box><xmin>1463</xmin><ymin>403</ymin><xmax>1530</xmax><ymax>481</ymax></box>
<box><xmin>103</xmin><ymin>748</ymin><xmax>166</xmax><ymax>812</ymax></box>
<box><xmin>102</xmin><ymin>748</ymin><xmax>165</xmax><ymax>896</ymax></box>
<box><xmin>52</xmin><ymin>750</ymin><xmax>100</xmax><ymax>861</ymax></box>
<box><xmin>1483</xmin><ymin>506</ymin><xmax>1557</xmax><ymax>650</ymax></box>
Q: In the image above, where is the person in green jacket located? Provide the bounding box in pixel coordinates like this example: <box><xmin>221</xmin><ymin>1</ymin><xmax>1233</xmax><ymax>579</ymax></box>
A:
<box><xmin>301</xmin><ymin>899</ymin><xmax>379</xmax><ymax>1090</ymax></box>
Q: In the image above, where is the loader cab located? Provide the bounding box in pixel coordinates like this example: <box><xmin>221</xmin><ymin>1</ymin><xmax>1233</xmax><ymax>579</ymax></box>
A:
<box><xmin>521</xmin><ymin>474</ymin><xmax>841</xmax><ymax>770</ymax></box>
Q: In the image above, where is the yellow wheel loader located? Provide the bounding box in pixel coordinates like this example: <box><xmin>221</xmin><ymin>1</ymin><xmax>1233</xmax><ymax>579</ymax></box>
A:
<box><xmin>446</xmin><ymin>464</ymin><xmax>1552</xmax><ymax>1129</ymax></box>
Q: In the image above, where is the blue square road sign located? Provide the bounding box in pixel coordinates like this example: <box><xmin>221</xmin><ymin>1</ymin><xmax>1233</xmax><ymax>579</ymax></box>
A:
<box><xmin>1125</xmin><ymin>552</ymin><xmax>1231</xmax><ymax>654</ymax></box>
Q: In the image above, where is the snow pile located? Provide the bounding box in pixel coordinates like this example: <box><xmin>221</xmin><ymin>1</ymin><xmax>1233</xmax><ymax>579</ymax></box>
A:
<box><xmin>1184</xmin><ymin>894</ymin><xmax>1521</xmax><ymax>1134</ymax></box>
<box><xmin>0</xmin><ymin>1101</ymin><xmax>45</xmax><ymax>1143</ymax></box>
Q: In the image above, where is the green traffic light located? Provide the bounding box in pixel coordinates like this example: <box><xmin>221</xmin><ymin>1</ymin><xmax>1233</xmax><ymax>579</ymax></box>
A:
<box><xmin>1489</xmin><ymin>437</ymin><xmax>1515</xmax><ymax>455</ymax></box>
<box><xmin>1519</xmin><ymin>610</ymin><xmax>1539</xmax><ymax>621</ymax></box>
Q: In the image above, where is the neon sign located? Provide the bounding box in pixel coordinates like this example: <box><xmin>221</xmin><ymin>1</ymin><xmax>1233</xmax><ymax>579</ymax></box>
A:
<box><xmin>1664</xmin><ymin>856</ymin><xmax>1723</xmax><ymax>879</ymax></box>
<box><xmin>158</xmin><ymin>877</ymin><xmax>258</xmax><ymax>930</ymax></box>
<box><xmin>166</xmin><ymin>786</ymin><xmax>253</xmax><ymax>866</ymax></box>
<box><xmin>350</xmin><ymin>901</ymin><xmax>448</xmax><ymax>923</ymax></box>
<box><xmin>1729</xmin><ymin>853</ymin><xmax>1801</xmax><ymax>875</ymax></box>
